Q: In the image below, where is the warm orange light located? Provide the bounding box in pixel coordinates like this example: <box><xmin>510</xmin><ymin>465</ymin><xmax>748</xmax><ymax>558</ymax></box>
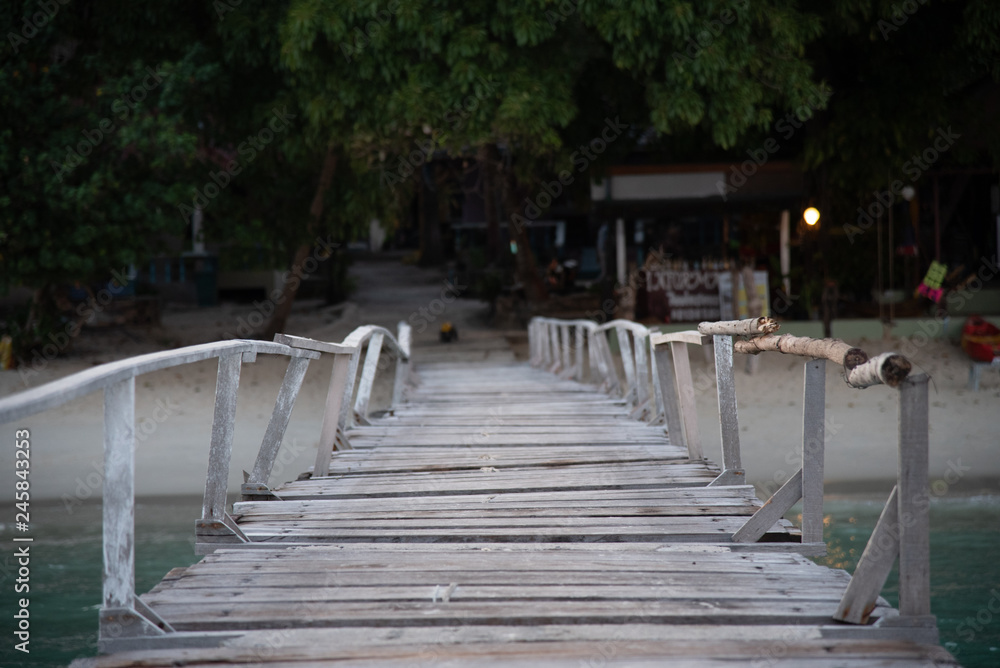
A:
<box><xmin>803</xmin><ymin>207</ymin><xmax>820</xmax><ymax>226</ymax></box>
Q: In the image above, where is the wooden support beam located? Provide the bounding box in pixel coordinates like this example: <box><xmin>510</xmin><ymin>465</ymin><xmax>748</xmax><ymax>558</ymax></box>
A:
<box><xmin>247</xmin><ymin>355</ymin><xmax>312</xmax><ymax>487</ymax></box>
<box><xmin>732</xmin><ymin>468</ymin><xmax>803</xmax><ymax>543</ymax></box>
<box><xmin>835</xmin><ymin>486</ymin><xmax>901</xmax><ymax>624</ymax></box>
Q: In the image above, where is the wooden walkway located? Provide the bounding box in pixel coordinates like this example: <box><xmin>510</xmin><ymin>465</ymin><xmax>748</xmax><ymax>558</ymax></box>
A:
<box><xmin>74</xmin><ymin>330</ymin><xmax>956</xmax><ymax>667</ymax></box>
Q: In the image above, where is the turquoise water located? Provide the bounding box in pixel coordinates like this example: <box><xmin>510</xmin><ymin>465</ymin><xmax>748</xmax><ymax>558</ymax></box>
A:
<box><xmin>1</xmin><ymin>495</ymin><xmax>997</xmax><ymax>667</ymax></box>
<box><xmin>813</xmin><ymin>496</ymin><xmax>1000</xmax><ymax>667</ymax></box>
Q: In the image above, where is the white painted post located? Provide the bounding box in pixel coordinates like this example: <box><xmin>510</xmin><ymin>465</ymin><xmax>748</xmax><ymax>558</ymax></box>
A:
<box><xmin>709</xmin><ymin>334</ymin><xmax>744</xmax><ymax>485</ymax></box>
<box><xmin>653</xmin><ymin>344</ymin><xmax>685</xmax><ymax>449</ymax></box>
<box><xmin>616</xmin><ymin>327</ymin><xmax>637</xmax><ymax>404</ymax></box>
<box><xmin>549</xmin><ymin>323</ymin><xmax>561</xmax><ymax>372</ymax></box>
<box><xmin>353</xmin><ymin>332</ymin><xmax>384</xmax><ymax>421</ymax></box>
<box><xmin>671</xmin><ymin>341</ymin><xmax>703</xmax><ymax>460</ymax></box>
<box><xmin>201</xmin><ymin>353</ymin><xmax>243</xmax><ymax>521</ymax></box>
<box><xmin>561</xmin><ymin>324</ymin><xmax>572</xmax><ymax>374</ymax></box>
<box><xmin>314</xmin><ymin>352</ymin><xmax>353</xmax><ymax>476</ymax></box>
<box><xmin>247</xmin><ymin>355</ymin><xmax>312</xmax><ymax>486</ymax></box>
<box><xmin>649</xmin><ymin>340</ymin><xmax>665</xmax><ymax>424</ymax></box>
<box><xmin>801</xmin><ymin>359</ymin><xmax>826</xmax><ymax>544</ymax></box>
<box><xmin>392</xmin><ymin>322</ymin><xmax>411</xmax><ymax>407</ymax></box>
<box><xmin>634</xmin><ymin>332</ymin><xmax>651</xmax><ymax>417</ymax></box>
<box><xmin>337</xmin><ymin>348</ymin><xmax>362</xmax><ymax>437</ymax></box>
<box><xmin>103</xmin><ymin>376</ymin><xmax>136</xmax><ymax>611</ymax></box>
<box><xmin>574</xmin><ymin>324</ymin><xmax>585</xmax><ymax>381</ymax></box>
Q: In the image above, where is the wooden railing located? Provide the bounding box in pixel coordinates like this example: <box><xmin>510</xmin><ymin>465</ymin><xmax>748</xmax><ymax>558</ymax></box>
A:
<box><xmin>0</xmin><ymin>323</ymin><xmax>411</xmax><ymax>646</ymax></box>
<box><xmin>529</xmin><ymin>316</ymin><xmax>934</xmax><ymax>635</ymax></box>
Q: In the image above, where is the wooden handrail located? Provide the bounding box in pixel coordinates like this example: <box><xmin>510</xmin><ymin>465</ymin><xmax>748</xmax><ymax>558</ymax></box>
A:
<box><xmin>0</xmin><ymin>323</ymin><xmax>412</xmax><ymax>645</ymax></box>
<box><xmin>528</xmin><ymin>317</ymin><xmax>935</xmax><ymax>633</ymax></box>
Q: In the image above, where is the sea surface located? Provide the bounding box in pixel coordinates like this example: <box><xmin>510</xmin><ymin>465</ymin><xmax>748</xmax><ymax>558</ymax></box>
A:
<box><xmin>1</xmin><ymin>495</ymin><xmax>997</xmax><ymax>667</ymax></box>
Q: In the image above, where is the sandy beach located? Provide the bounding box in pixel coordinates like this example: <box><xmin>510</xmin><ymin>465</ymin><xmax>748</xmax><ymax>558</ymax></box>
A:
<box><xmin>1</xmin><ymin>256</ymin><xmax>997</xmax><ymax>504</ymax></box>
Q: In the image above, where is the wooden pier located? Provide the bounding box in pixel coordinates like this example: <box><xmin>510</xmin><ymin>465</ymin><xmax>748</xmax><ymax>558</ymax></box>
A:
<box><xmin>0</xmin><ymin>318</ymin><xmax>958</xmax><ymax>666</ymax></box>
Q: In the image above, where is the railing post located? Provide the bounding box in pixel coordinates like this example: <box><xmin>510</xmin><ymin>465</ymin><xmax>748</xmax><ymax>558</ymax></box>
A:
<box><xmin>616</xmin><ymin>326</ymin><xmax>637</xmax><ymax>404</ymax></box>
<box><xmin>549</xmin><ymin>322</ymin><xmax>561</xmax><ymax>372</ymax></box>
<box><xmin>560</xmin><ymin>324</ymin><xmax>572</xmax><ymax>376</ymax></box>
<box><xmin>337</xmin><ymin>348</ymin><xmax>363</xmax><ymax>441</ymax></box>
<box><xmin>653</xmin><ymin>342</ymin><xmax>685</xmax><ymax>448</ymax></box>
<box><xmin>898</xmin><ymin>373</ymin><xmax>931</xmax><ymax>617</ymax></box>
<box><xmin>708</xmin><ymin>334</ymin><xmax>744</xmax><ymax>486</ymax></box>
<box><xmin>801</xmin><ymin>359</ymin><xmax>826</xmax><ymax>544</ymax></box>
<box><xmin>315</xmin><ymin>351</ymin><xmax>354</xmax><ymax>476</ymax></box>
<box><xmin>633</xmin><ymin>332</ymin><xmax>651</xmax><ymax>419</ymax></box>
<box><xmin>353</xmin><ymin>332</ymin><xmax>384</xmax><ymax>422</ymax></box>
<box><xmin>392</xmin><ymin>321</ymin><xmax>411</xmax><ymax>408</ymax></box>
<box><xmin>244</xmin><ymin>354</ymin><xmax>314</xmax><ymax>498</ymax></box>
<box><xmin>196</xmin><ymin>353</ymin><xmax>250</xmax><ymax>549</ymax></box>
<box><xmin>100</xmin><ymin>376</ymin><xmax>173</xmax><ymax>642</ymax></box>
<box><xmin>574</xmin><ymin>324</ymin><xmax>585</xmax><ymax>381</ymax></box>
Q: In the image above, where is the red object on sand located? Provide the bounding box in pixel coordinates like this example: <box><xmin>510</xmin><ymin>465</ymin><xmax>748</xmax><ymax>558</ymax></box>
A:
<box><xmin>961</xmin><ymin>315</ymin><xmax>1000</xmax><ymax>363</ymax></box>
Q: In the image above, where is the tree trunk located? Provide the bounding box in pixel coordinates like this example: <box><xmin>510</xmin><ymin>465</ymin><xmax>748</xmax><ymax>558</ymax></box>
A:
<box><xmin>499</xmin><ymin>161</ymin><xmax>547</xmax><ymax>303</ymax></box>
<box><xmin>478</xmin><ymin>144</ymin><xmax>500</xmax><ymax>263</ymax></box>
<box><xmin>261</xmin><ymin>144</ymin><xmax>338</xmax><ymax>339</ymax></box>
<box><xmin>417</xmin><ymin>169</ymin><xmax>445</xmax><ymax>266</ymax></box>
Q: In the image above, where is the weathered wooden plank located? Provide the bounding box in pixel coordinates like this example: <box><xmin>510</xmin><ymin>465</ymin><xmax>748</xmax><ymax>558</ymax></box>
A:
<box><xmin>313</xmin><ymin>352</ymin><xmax>352</xmax><ymax>477</ymax></box>
<box><xmin>353</xmin><ymin>332</ymin><xmax>384</xmax><ymax>420</ymax></box>
<box><xmin>801</xmin><ymin>359</ymin><xmax>826</xmax><ymax>544</ymax></box>
<box><xmin>102</xmin><ymin>377</ymin><xmax>136</xmax><ymax>610</ymax></box>
<box><xmin>897</xmin><ymin>374</ymin><xmax>931</xmax><ymax>617</ymax></box>
<box><xmin>835</xmin><ymin>486</ymin><xmax>901</xmax><ymax>624</ymax></box>
<box><xmin>248</xmin><ymin>355</ymin><xmax>311</xmax><ymax>485</ymax></box>
<box><xmin>201</xmin><ymin>354</ymin><xmax>242</xmax><ymax>521</ymax></box>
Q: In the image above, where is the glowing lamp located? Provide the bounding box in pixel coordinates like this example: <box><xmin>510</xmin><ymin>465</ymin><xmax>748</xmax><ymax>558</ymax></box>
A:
<box><xmin>803</xmin><ymin>207</ymin><xmax>820</xmax><ymax>226</ymax></box>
